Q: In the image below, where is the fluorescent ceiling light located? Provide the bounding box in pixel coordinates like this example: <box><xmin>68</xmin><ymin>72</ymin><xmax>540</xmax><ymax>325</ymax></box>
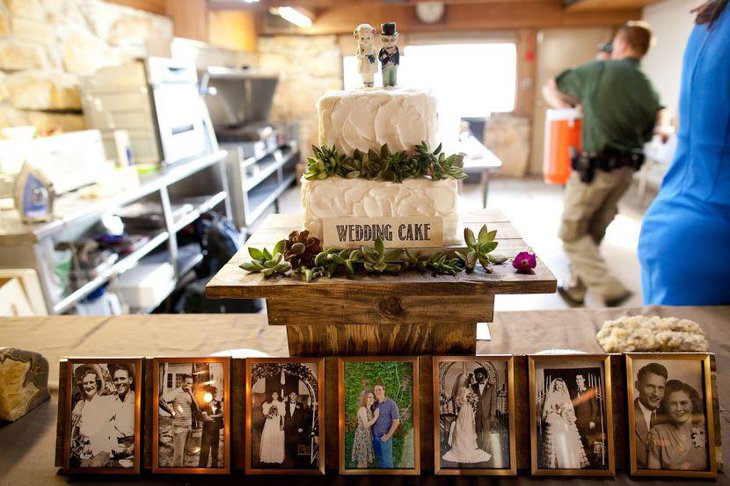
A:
<box><xmin>276</xmin><ymin>6</ymin><xmax>313</xmax><ymax>28</ymax></box>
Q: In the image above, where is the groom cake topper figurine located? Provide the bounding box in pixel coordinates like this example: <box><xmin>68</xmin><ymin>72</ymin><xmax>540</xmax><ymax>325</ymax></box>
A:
<box><xmin>353</xmin><ymin>23</ymin><xmax>378</xmax><ymax>88</ymax></box>
<box><xmin>379</xmin><ymin>22</ymin><xmax>400</xmax><ymax>87</ymax></box>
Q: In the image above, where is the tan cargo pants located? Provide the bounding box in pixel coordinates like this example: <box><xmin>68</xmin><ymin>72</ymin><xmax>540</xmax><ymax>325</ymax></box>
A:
<box><xmin>559</xmin><ymin>167</ymin><xmax>634</xmax><ymax>300</ymax></box>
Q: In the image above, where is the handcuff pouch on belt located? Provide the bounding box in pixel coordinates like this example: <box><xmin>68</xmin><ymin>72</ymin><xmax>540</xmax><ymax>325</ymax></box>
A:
<box><xmin>570</xmin><ymin>147</ymin><xmax>645</xmax><ymax>184</ymax></box>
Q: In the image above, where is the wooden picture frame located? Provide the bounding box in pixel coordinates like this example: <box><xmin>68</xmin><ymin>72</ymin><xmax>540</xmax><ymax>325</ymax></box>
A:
<box><xmin>529</xmin><ymin>354</ymin><xmax>615</xmax><ymax>477</ymax></box>
<box><xmin>152</xmin><ymin>357</ymin><xmax>231</xmax><ymax>474</ymax></box>
<box><xmin>433</xmin><ymin>355</ymin><xmax>517</xmax><ymax>476</ymax></box>
<box><xmin>62</xmin><ymin>357</ymin><xmax>143</xmax><ymax>474</ymax></box>
<box><xmin>626</xmin><ymin>353</ymin><xmax>717</xmax><ymax>479</ymax></box>
<box><xmin>338</xmin><ymin>356</ymin><xmax>420</xmax><ymax>475</ymax></box>
<box><xmin>244</xmin><ymin>357</ymin><xmax>325</xmax><ymax>475</ymax></box>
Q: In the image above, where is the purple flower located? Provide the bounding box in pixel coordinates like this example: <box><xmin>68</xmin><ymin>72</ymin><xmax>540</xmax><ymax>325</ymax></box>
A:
<box><xmin>513</xmin><ymin>251</ymin><xmax>537</xmax><ymax>274</ymax></box>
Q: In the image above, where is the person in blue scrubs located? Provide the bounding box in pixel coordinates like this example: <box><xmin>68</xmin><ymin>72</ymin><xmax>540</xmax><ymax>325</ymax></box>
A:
<box><xmin>639</xmin><ymin>0</ymin><xmax>730</xmax><ymax>305</ymax></box>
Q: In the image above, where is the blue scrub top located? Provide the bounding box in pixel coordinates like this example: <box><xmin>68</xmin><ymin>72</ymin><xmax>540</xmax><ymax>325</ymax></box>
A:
<box><xmin>639</xmin><ymin>6</ymin><xmax>730</xmax><ymax>305</ymax></box>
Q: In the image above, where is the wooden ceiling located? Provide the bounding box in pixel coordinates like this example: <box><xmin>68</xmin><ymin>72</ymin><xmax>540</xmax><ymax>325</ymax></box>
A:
<box><xmin>566</xmin><ymin>0</ymin><xmax>665</xmax><ymax>12</ymax></box>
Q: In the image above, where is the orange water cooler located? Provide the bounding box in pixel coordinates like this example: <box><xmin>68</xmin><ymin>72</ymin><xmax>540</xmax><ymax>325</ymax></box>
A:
<box><xmin>543</xmin><ymin>108</ymin><xmax>582</xmax><ymax>185</ymax></box>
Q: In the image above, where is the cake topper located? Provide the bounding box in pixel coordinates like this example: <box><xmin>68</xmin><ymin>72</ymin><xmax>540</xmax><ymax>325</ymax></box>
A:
<box><xmin>353</xmin><ymin>23</ymin><xmax>378</xmax><ymax>88</ymax></box>
<box><xmin>379</xmin><ymin>22</ymin><xmax>400</xmax><ymax>88</ymax></box>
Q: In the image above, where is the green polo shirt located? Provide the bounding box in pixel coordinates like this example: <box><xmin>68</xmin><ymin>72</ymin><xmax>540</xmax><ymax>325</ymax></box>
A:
<box><xmin>556</xmin><ymin>58</ymin><xmax>662</xmax><ymax>153</ymax></box>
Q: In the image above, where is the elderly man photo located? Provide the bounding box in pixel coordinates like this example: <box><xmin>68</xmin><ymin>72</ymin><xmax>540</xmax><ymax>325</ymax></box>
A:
<box><xmin>634</xmin><ymin>362</ymin><xmax>667</xmax><ymax>468</ymax></box>
<box><xmin>371</xmin><ymin>383</ymin><xmax>400</xmax><ymax>468</ymax></box>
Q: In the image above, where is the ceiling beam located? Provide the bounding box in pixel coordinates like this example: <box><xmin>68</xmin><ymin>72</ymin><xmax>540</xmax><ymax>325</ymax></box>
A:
<box><xmin>565</xmin><ymin>0</ymin><xmax>663</xmax><ymax>12</ymax></box>
<box><xmin>255</xmin><ymin>1</ymin><xmax>641</xmax><ymax>35</ymax></box>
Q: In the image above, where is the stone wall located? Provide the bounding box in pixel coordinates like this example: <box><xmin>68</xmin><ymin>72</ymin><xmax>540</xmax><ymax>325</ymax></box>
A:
<box><xmin>0</xmin><ymin>0</ymin><xmax>172</xmax><ymax>133</ymax></box>
<box><xmin>257</xmin><ymin>35</ymin><xmax>342</xmax><ymax>156</ymax></box>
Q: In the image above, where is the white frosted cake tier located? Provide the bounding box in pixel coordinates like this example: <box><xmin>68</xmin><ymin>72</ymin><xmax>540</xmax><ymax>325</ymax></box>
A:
<box><xmin>301</xmin><ymin>176</ymin><xmax>460</xmax><ymax>245</ymax></box>
<box><xmin>317</xmin><ymin>88</ymin><xmax>437</xmax><ymax>154</ymax></box>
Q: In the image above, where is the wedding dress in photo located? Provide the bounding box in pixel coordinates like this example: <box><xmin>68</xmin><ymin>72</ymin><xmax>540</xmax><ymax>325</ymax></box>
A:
<box><xmin>442</xmin><ymin>386</ymin><xmax>491</xmax><ymax>464</ymax></box>
<box><xmin>541</xmin><ymin>378</ymin><xmax>589</xmax><ymax>469</ymax></box>
<box><xmin>260</xmin><ymin>398</ymin><xmax>285</xmax><ymax>464</ymax></box>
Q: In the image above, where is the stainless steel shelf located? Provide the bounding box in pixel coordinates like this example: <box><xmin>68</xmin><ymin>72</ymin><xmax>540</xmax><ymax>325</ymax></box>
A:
<box><xmin>52</xmin><ymin>231</ymin><xmax>170</xmax><ymax>314</ymax></box>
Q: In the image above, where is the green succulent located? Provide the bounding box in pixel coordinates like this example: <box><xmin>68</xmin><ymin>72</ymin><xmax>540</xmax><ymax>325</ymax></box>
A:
<box><xmin>339</xmin><ymin>149</ymin><xmax>364</xmax><ymax>179</ymax></box>
<box><xmin>304</xmin><ymin>145</ymin><xmax>349</xmax><ymax>180</ymax></box>
<box><xmin>403</xmin><ymin>249</ymin><xmax>464</xmax><ymax>275</ymax></box>
<box><xmin>457</xmin><ymin>225</ymin><xmax>508</xmax><ymax>273</ymax></box>
<box><xmin>239</xmin><ymin>240</ymin><xmax>292</xmax><ymax>278</ymax></box>
<box><xmin>415</xmin><ymin>142</ymin><xmax>468</xmax><ymax>181</ymax></box>
<box><xmin>360</xmin><ymin>237</ymin><xmax>402</xmax><ymax>273</ymax></box>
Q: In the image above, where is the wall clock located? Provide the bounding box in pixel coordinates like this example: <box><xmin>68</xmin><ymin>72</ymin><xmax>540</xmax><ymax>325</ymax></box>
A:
<box><xmin>415</xmin><ymin>1</ymin><xmax>445</xmax><ymax>24</ymax></box>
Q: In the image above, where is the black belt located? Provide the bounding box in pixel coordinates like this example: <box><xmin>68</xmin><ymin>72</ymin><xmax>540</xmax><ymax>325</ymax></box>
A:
<box><xmin>570</xmin><ymin>148</ymin><xmax>645</xmax><ymax>184</ymax></box>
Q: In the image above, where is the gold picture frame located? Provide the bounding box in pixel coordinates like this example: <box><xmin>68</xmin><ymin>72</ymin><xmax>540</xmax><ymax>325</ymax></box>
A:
<box><xmin>338</xmin><ymin>356</ymin><xmax>421</xmax><ymax>475</ymax></box>
<box><xmin>62</xmin><ymin>357</ymin><xmax>143</xmax><ymax>475</ymax></box>
<box><xmin>626</xmin><ymin>353</ymin><xmax>717</xmax><ymax>479</ymax></box>
<box><xmin>244</xmin><ymin>357</ymin><xmax>325</xmax><ymax>475</ymax></box>
<box><xmin>152</xmin><ymin>357</ymin><xmax>231</xmax><ymax>474</ymax></box>
<box><xmin>529</xmin><ymin>354</ymin><xmax>615</xmax><ymax>477</ymax></box>
<box><xmin>433</xmin><ymin>355</ymin><xmax>517</xmax><ymax>476</ymax></box>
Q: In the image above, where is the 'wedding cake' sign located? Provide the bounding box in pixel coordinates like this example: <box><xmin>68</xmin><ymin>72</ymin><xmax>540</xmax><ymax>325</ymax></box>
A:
<box><xmin>323</xmin><ymin>216</ymin><xmax>444</xmax><ymax>248</ymax></box>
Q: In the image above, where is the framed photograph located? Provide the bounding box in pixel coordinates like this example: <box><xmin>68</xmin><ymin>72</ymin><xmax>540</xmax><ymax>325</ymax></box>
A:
<box><xmin>529</xmin><ymin>354</ymin><xmax>615</xmax><ymax>476</ymax></box>
<box><xmin>338</xmin><ymin>356</ymin><xmax>420</xmax><ymax>475</ymax></box>
<box><xmin>62</xmin><ymin>358</ymin><xmax>142</xmax><ymax>474</ymax></box>
<box><xmin>626</xmin><ymin>353</ymin><xmax>717</xmax><ymax>478</ymax></box>
<box><xmin>152</xmin><ymin>357</ymin><xmax>231</xmax><ymax>474</ymax></box>
<box><xmin>433</xmin><ymin>356</ymin><xmax>516</xmax><ymax>476</ymax></box>
<box><xmin>245</xmin><ymin>358</ymin><xmax>325</xmax><ymax>475</ymax></box>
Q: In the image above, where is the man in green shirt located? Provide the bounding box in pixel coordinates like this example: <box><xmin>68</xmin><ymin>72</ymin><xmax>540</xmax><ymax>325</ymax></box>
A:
<box><xmin>543</xmin><ymin>21</ymin><xmax>664</xmax><ymax>306</ymax></box>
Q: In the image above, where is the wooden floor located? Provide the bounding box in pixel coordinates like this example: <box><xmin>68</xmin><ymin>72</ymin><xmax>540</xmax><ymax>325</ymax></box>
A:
<box><xmin>276</xmin><ymin>176</ymin><xmax>649</xmax><ymax>312</ymax></box>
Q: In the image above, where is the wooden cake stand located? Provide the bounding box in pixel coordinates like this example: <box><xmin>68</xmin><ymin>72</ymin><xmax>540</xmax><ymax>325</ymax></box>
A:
<box><xmin>206</xmin><ymin>210</ymin><xmax>557</xmax><ymax>356</ymax></box>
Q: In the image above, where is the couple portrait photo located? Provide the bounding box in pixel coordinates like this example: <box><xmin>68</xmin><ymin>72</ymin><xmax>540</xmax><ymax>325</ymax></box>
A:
<box><xmin>65</xmin><ymin>359</ymin><xmax>141</xmax><ymax>473</ymax></box>
<box><xmin>340</xmin><ymin>357</ymin><xmax>419</xmax><ymax>475</ymax></box>
<box><xmin>435</xmin><ymin>356</ymin><xmax>516</xmax><ymax>475</ymax></box>
<box><xmin>628</xmin><ymin>354</ymin><xmax>716</xmax><ymax>478</ymax></box>
<box><xmin>246</xmin><ymin>359</ymin><xmax>323</xmax><ymax>474</ymax></box>
<box><xmin>153</xmin><ymin>357</ymin><xmax>229</xmax><ymax>473</ymax></box>
<box><xmin>530</xmin><ymin>355</ymin><xmax>614</xmax><ymax>476</ymax></box>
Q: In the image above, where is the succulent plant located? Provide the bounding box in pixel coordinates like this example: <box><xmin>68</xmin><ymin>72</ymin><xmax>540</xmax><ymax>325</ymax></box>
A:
<box><xmin>415</xmin><ymin>142</ymin><xmax>468</xmax><ymax>181</ymax></box>
<box><xmin>359</xmin><ymin>237</ymin><xmax>402</xmax><ymax>273</ymax></box>
<box><xmin>240</xmin><ymin>240</ymin><xmax>291</xmax><ymax>278</ymax></box>
<box><xmin>457</xmin><ymin>225</ymin><xmax>508</xmax><ymax>273</ymax></box>
<box><xmin>304</xmin><ymin>145</ymin><xmax>349</xmax><ymax>180</ymax></box>
<box><xmin>339</xmin><ymin>149</ymin><xmax>364</xmax><ymax>179</ymax></box>
<box><xmin>283</xmin><ymin>230</ymin><xmax>322</xmax><ymax>269</ymax></box>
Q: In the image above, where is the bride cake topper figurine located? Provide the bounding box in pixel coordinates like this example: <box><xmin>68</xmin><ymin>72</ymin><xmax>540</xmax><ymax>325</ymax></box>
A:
<box><xmin>379</xmin><ymin>22</ymin><xmax>400</xmax><ymax>87</ymax></box>
<box><xmin>353</xmin><ymin>23</ymin><xmax>377</xmax><ymax>88</ymax></box>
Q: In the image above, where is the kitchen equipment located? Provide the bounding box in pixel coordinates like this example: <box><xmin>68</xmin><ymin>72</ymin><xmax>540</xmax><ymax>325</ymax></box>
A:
<box><xmin>82</xmin><ymin>57</ymin><xmax>218</xmax><ymax>166</ymax></box>
<box><xmin>0</xmin><ymin>130</ymin><xmax>107</xmax><ymax>196</ymax></box>
<box><xmin>14</xmin><ymin>162</ymin><xmax>54</xmax><ymax>223</ymax></box>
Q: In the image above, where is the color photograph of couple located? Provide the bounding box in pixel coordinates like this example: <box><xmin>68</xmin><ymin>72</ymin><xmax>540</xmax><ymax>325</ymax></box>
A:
<box><xmin>530</xmin><ymin>355</ymin><xmax>615</xmax><ymax>476</ymax></box>
<box><xmin>246</xmin><ymin>359</ymin><xmax>324</xmax><ymax>474</ymax></box>
<box><xmin>153</xmin><ymin>357</ymin><xmax>230</xmax><ymax>474</ymax></box>
<box><xmin>434</xmin><ymin>356</ymin><xmax>516</xmax><ymax>475</ymax></box>
<box><xmin>65</xmin><ymin>359</ymin><xmax>141</xmax><ymax>473</ymax></box>
<box><xmin>340</xmin><ymin>357</ymin><xmax>419</xmax><ymax>475</ymax></box>
<box><xmin>627</xmin><ymin>354</ymin><xmax>716</xmax><ymax>478</ymax></box>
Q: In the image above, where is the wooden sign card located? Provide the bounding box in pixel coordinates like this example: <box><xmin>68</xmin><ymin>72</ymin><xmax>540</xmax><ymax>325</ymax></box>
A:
<box><xmin>322</xmin><ymin>216</ymin><xmax>443</xmax><ymax>249</ymax></box>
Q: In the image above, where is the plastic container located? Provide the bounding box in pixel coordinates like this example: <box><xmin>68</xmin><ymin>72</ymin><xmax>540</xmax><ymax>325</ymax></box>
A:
<box><xmin>544</xmin><ymin>108</ymin><xmax>582</xmax><ymax>185</ymax></box>
<box><xmin>109</xmin><ymin>262</ymin><xmax>174</xmax><ymax>309</ymax></box>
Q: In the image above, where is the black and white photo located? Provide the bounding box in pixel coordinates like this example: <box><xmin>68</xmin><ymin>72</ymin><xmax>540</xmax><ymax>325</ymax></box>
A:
<box><xmin>529</xmin><ymin>355</ymin><xmax>614</xmax><ymax>476</ymax></box>
<box><xmin>627</xmin><ymin>353</ymin><xmax>716</xmax><ymax>478</ymax></box>
<box><xmin>64</xmin><ymin>358</ymin><xmax>142</xmax><ymax>474</ymax></box>
<box><xmin>153</xmin><ymin>357</ymin><xmax>230</xmax><ymax>474</ymax></box>
<box><xmin>433</xmin><ymin>356</ymin><xmax>516</xmax><ymax>475</ymax></box>
<box><xmin>246</xmin><ymin>358</ymin><xmax>325</xmax><ymax>475</ymax></box>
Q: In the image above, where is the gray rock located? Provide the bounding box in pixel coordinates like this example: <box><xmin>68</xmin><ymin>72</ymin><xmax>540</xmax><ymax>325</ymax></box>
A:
<box><xmin>0</xmin><ymin>347</ymin><xmax>50</xmax><ymax>422</ymax></box>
